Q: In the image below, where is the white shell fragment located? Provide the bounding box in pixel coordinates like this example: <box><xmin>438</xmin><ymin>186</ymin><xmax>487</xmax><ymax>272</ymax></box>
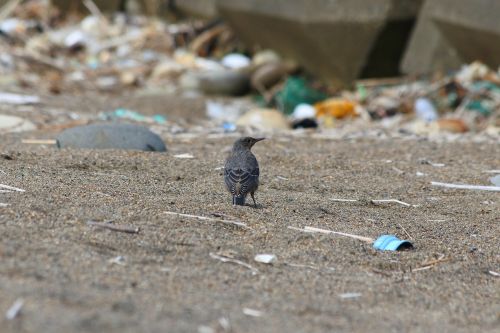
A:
<box><xmin>254</xmin><ymin>254</ymin><xmax>277</xmax><ymax>264</ymax></box>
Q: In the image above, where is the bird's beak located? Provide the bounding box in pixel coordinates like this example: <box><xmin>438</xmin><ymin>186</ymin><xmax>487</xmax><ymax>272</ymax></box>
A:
<box><xmin>254</xmin><ymin>137</ymin><xmax>265</xmax><ymax>142</ymax></box>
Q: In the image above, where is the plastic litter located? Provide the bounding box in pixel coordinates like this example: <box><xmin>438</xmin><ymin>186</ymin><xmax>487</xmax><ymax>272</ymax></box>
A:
<box><xmin>275</xmin><ymin>76</ymin><xmax>327</xmax><ymax>115</ymax></box>
<box><xmin>315</xmin><ymin>98</ymin><xmax>358</xmax><ymax>119</ymax></box>
<box><xmin>373</xmin><ymin>235</ymin><xmax>413</xmax><ymax>251</ymax></box>
<box><xmin>254</xmin><ymin>254</ymin><xmax>277</xmax><ymax>264</ymax></box>
<box><xmin>414</xmin><ymin>97</ymin><xmax>438</xmax><ymax>122</ymax></box>
<box><xmin>100</xmin><ymin>108</ymin><xmax>167</xmax><ymax>124</ymax></box>
<box><xmin>221</xmin><ymin>53</ymin><xmax>251</xmax><ymax>69</ymax></box>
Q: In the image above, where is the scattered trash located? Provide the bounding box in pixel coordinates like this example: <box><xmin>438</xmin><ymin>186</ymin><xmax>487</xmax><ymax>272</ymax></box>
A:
<box><xmin>490</xmin><ymin>175</ymin><xmax>500</xmax><ymax>187</ymax></box>
<box><xmin>431</xmin><ymin>181</ymin><xmax>500</xmax><ymax>192</ymax></box>
<box><xmin>173</xmin><ymin>153</ymin><xmax>194</xmax><ymax>159</ymax></box>
<box><xmin>56</xmin><ymin>124</ymin><xmax>167</xmax><ymax>152</ymax></box>
<box><xmin>21</xmin><ymin>139</ymin><xmax>57</xmax><ymax>145</ymax></box>
<box><xmin>370</xmin><ymin>199</ymin><xmax>417</xmax><ymax>207</ymax></box>
<box><xmin>437</xmin><ymin>118</ymin><xmax>468</xmax><ymax>133</ymax></box>
<box><xmin>289</xmin><ymin>226</ymin><xmax>413</xmax><ymax>251</ymax></box>
<box><xmin>339</xmin><ymin>293</ymin><xmax>362</xmax><ymax>299</ymax></box>
<box><xmin>242</xmin><ymin>308</ymin><xmax>264</xmax><ymax>317</ymax></box>
<box><xmin>418</xmin><ymin>159</ymin><xmax>445</xmax><ymax>167</ymax></box>
<box><xmin>0</xmin><ymin>92</ymin><xmax>40</xmax><ymax>105</ymax></box>
<box><xmin>164</xmin><ymin>211</ymin><xmax>248</xmax><ymax>229</ymax></box>
<box><xmin>0</xmin><ymin>203</ymin><xmax>9</xmax><ymax>207</ymax></box>
<box><xmin>100</xmin><ymin>108</ymin><xmax>167</xmax><ymax>125</ymax></box>
<box><xmin>108</xmin><ymin>256</ymin><xmax>126</xmax><ymax>266</ymax></box>
<box><xmin>0</xmin><ymin>114</ymin><xmax>36</xmax><ymax>133</ymax></box>
<box><xmin>236</xmin><ymin>108</ymin><xmax>290</xmax><ymax>131</ymax></box>
<box><xmin>209</xmin><ymin>252</ymin><xmax>259</xmax><ymax>275</ymax></box>
<box><xmin>414</xmin><ymin>97</ymin><xmax>438</xmax><ymax>122</ymax></box>
<box><xmin>291</xmin><ymin>103</ymin><xmax>316</xmax><ymax>120</ymax></box>
<box><xmin>488</xmin><ymin>271</ymin><xmax>500</xmax><ymax>277</ymax></box>
<box><xmin>275</xmin><ymin>76</ymin><xmax>327</xmax><ymax>115</ymax></box>
<box><xmin>254</xmin><ymin>254</ymin><xmax>277</xmax><ymax>264</ymax></box>
<box><xmin>221</xmin><ymin>53</ymin><xmax>251</xmax><ymax>69</ymax></box>
<box><xmin>372</xmin><ymin>235</ymin><xmax>413</xmax><ymax>251</ymax></box>
<box><xmin>5</xmin><ymin>298</ymin><xmax>23</xmax><ymax>320</ymax></box>
<box><xmin>315</xmin><ymin>98</ymin><xmax>358</xmax><ymax>119</ymax></box>
<box><xmin>0</xmin><ymin>183</ymin><xmax>25</xmax><ymax>192</ymax></box>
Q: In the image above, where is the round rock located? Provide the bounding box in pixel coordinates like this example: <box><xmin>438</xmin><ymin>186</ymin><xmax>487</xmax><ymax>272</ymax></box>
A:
<box><xmin>56</xmin><ymin>123</ymin><xmax>167</xmax><ymax>152</ymax></box>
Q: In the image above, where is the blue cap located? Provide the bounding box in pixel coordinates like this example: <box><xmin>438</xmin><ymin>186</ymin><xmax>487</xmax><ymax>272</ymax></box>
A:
<box><xmin>373</xmin><ymin>235</ymin><xmax>413</xmax><ymax>251</ymax></box>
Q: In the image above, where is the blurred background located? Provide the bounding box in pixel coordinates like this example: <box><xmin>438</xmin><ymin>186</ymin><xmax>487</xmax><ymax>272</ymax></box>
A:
<box><xmin>0</xmin><ymin>0</ymin><xmax>499</xmax><ymax>141</ymax></box>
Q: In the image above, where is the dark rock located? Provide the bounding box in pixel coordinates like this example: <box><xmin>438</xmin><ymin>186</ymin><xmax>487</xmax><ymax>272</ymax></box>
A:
<box><xmin>56</xmin><ymin>124</ymin><xmax>167</xmax><ymax>152</ymax></box>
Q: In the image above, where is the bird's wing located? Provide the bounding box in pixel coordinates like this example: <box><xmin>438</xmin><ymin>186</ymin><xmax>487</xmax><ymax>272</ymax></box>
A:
<box><xmin>224</xmin><ymin>167</ymin><xmax>259</xmax><ymax>197</ymax></box>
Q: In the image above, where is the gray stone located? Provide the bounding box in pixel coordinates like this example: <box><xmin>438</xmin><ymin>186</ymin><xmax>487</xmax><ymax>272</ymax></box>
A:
<box><xmin>402</xmin><ymin>0</ymin><xmax>500</xmax><ymax>75</ymax></box>
<box><xmin>57</xmin><ymin>124</ymin><xmax>167</xmax><ymax>152</ymax></box>
<box><xmin>216</xmin><ymin>0</ymin><xmax>422</xmax><ymax>86</ymax></box>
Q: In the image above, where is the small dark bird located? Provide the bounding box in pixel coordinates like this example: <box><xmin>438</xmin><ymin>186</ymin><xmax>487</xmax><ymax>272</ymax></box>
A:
<box><xmin>224</xmin><ymin>137</ymin><xmax>265</xmax><ymax>207</ymax></box>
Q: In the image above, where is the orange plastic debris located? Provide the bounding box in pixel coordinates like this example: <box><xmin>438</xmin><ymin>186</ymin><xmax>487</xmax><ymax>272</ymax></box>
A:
<box><xmin>314</xmin><ymin>99</ymin><xmax>358</xmax><ymax>119</ymax></box>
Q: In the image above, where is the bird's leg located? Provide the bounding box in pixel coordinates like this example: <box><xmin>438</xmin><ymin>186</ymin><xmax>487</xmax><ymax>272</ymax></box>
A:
<box><xmin>251</xmin><ymin>192</ymin><xmax>257</xmax><ymax>208</ymax></box>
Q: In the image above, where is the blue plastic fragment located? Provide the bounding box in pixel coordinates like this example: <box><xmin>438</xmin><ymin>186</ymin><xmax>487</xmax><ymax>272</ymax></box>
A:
<box><xmin>373</xmin><ymin>235</ymin><xmax>413</xmax><ymax>251</ymax></box>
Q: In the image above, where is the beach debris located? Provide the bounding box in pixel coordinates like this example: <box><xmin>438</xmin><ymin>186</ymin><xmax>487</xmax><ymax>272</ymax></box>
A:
<box><xmin>173</xmin><ymin>153</ymin><xmax>195</xmax><ymax>159</ymax></box>
<box><xmin>431</xmin><ymin>181</ymin><xmax>500</xmax><ymax>192</ymax></box>
<box><xmin>86</xmin><ymin>220</ymin><xmax>139</xmax><ymax>234</ymax></box>
<box><xmin>339</xmin><ymin>293</ymin><xmax>362</xmax><ymax>299</ymax></box>
<box><xmin>0</xmin><ymin>183</ymin><xmax>25</xmax><ymax>192</ymax></box>
<box><xmin>242</xmin><ymin>308</ymin><xmax>264</xmax><ymax>317</ymax></box>
<box><xmin>488</xmin><ymin>271</ymin><xmax>500</xmax><ymax>277</ymax></box>
<box><xmin>412</xmin><ymin>255</ymin><xmax>450</xmax><ymax>272</ymax></box>
<box><xmin>490</xmin><ymin>175</ymin><xmax>500</xmax><ymax>186</ymax></box>
<box><xmin>164</xmin><ymin>211</ymin><xmax>248</xmax><ymax>229</ymax></box>
<box><xmin>108</xmin><ymin>256</ymin><xmax>126</xmax><ymax>266</ymax></box>
<box><xmin>5</xmin><ymin>298</ymin><xmax>23</xmax><ymax>320</ymax></box>
<box><xmin>419</xmin><ymin>159</ymin><xmax>446</xmax><ymax>167</ymax></box>
<box><xmin>21</xmin><ymin>139</ymin><xmax>57</xmax><ymax>145</ymax></box>
<box><xmin>0</xmin><ymin>92</ymin><xmax>40</xmax><ymax>105</ymax></box>
<box><xmin>370</xmin><ymin>199</ymin><xmax>417</xmax><ymax>207</ymax></box>
<box><xmin>209</xmin><ymin>252</ymin><xmax>259</xmax><ymax>275</ymax></box>
<box><xmin>254</xmin><ymin>254</ymin><xmax>277</xmax><ymax>264</ymax></box>
<box><xmin>288</xmin><ymin>226</ymin><xmax>413</xmax><ymax>251</ymax></box>
<box><xmin>0</xmin><ymin>114</ymin><xmax>36</xmax><ymax>133</ymax></box>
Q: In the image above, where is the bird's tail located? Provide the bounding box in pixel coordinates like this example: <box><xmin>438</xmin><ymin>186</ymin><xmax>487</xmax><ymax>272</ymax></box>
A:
<box><xmin>233</xmin><ymin>196</ymin><xmax>245</xmax><ymax>206</ymax></box>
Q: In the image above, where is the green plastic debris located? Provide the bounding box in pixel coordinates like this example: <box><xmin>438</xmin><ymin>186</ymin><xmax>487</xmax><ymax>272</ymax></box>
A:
<box><xmin>275</xmin><ymin>76</ymin><xmax>327</xmax><ymax>114</ymax></box>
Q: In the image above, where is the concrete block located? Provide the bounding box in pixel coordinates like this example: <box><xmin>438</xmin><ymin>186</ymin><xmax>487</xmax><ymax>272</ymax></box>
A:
<box><xmin>216</xmin><ymin>0</ymin><xmax>422</xmax><ymax>86</ymax></box>
<box><xmin>402</xmin><ymin>0</ymin><xmax>500</xmax><ymax>75</ymax></box>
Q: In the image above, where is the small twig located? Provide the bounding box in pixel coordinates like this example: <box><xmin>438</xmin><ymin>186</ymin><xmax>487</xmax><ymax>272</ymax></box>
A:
<box><xmin>413</xmin><ymin>255</ymin><xmax>450</xmax><ymax>272</ymax></box>
<box><xmin>371</xmin><ymin>199</ymin><xmax>414</xmax><ymax>207</ymax></box>
<box><xmin>330</xmin><ymin>198</ymin><xmax>359</xmax><ymax>202</ymax></box>
<box><xmin>0</xmin><ymin>190</ymin><xmax>12</xmax><ymax>193</ymax></box>
<box><xmin>165</xmin><ymin>211</ymin><xmax>248</xmax><ymax>229</ymax></box>
<box><xmin>398</xmin><ymin>224</ymin><xmax>413</xmax><ymax>240</ymax></box>
<box><xmin>242</xmin><ymin>308</ymin><xmax>263</xmax><ymax>317</ymax></box>
<box><xmin>22</xmin><ymin>139</ymin><xmax>57</xmax><ymax>145</ymax></box>
<box><xmin>289</xmin><ymin>226</ymin><xmax>374</xmax><ymax>243</ymax></box>
<box><xmin>431</xmin><ymin>181</ymin><xmax>500</xmax><ymax>192</ymax></box>
<box><xmin>209</xmin><ymin>252</ymin><xmax>258</xmax><ymax>275</ymax></box>
<box><xmin>488</xmin><ymin>271</ymin><xmax>500</xmax><ymax>277</ymax></box>
<box><xmin>0</xmin><ymin>184</ymin><xmax>25</xmax><ymax>192</ymax></box>
<box><xmin>86</xmin><ymin>220</ymin><xmax>139</xmax><ymax>234</ymax></box>
<box><xmin>0</xmin><ymin>203</ymin><xmax>9</xmax><ymax>207</ymax></box>
<box><xmin>5</xmin><ymin>298</ymin><xmax>23</xmax><ymax>320</ymax></box>
<box><xmin>483</xmin><ymin>170</ymin><xmax>500</xmax><ymax>174</ymax></box>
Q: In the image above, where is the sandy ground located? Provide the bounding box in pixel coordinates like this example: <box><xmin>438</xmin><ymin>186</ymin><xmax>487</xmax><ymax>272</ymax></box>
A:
<box><xmin>0</xmin><ymin>92</ymin><xmax>499</xmax><ymax>333</ymax></box>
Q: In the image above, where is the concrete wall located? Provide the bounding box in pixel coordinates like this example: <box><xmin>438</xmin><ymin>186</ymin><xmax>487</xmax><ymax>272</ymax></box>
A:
<box><xmin>402</xmin><ymin>0</ymin><xmax>500</xmax><ymax>75</ymax></box>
